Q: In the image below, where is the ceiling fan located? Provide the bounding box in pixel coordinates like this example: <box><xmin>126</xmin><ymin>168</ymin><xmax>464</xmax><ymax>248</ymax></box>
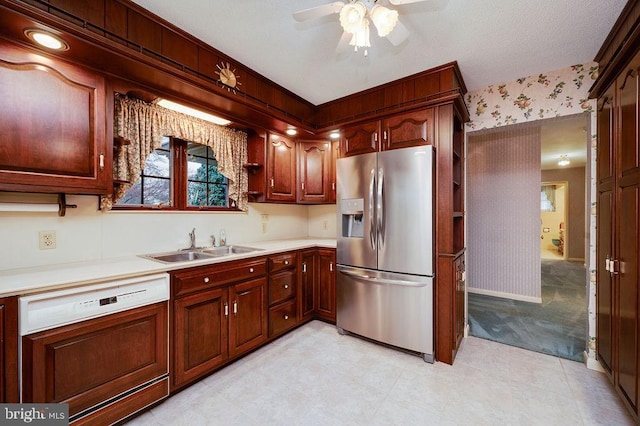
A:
<box><xmin>293</xmin><ymin>0</ymin><xmax>433</xmax><ymax>55</ymax></box>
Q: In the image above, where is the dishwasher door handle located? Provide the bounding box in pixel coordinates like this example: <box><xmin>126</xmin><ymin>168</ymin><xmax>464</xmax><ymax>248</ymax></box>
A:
<box><xmin>338</xmin><ymin>269</ymin><xmax>429</xmax><ymax>288</ymax></box>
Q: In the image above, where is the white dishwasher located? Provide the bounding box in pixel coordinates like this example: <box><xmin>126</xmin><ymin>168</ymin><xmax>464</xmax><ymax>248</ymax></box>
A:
<box><xmin>19</xmin><ymin>273</ymin><xmax>170</xmax><ymax>425</ymax></box>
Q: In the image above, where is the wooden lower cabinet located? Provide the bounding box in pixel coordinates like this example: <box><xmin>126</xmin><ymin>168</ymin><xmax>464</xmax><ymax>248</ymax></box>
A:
<box><xmin>171</xmin><ymin>258</ymin><xmax>268</xmax><ymax>390</ymax></box>
<box><xmin>229</xmin><ymin>277</ymin><xmax>268</xmax><ymax>357</ymax></box>
<box><xmin>299</xmin><ymin>250</ymin><xmax>317</xmax><ymax>322</ymax></box>
<box><xmin>22</xmin><ymin>302</ymin><xmax>168</xmax><ymax>419</ymax></box>
<box><xmin>0</xmin><ymin>297</ymin><xmax>18</xmax><ymax>403</ymax></box>
<box><xmin>173</xmin><ymin>287</ymin><xmax>228</xmax><ymax>388</ymax></box>
<box><xmin>317</xmin><ymin>249</ymin><xmax>336</xmax><ymax>323</ymax></box>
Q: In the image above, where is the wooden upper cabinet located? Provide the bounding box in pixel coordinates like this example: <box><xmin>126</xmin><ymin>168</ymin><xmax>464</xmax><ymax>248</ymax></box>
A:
<box><xmin>340</xmin><ymin>121</ymin><xmax>380</xmax><ymax>157</ymax></box>
<box><xmin>266</xmin><ymin>134</ymin><xmax>296</xmax><ymax>202</ymax></box>
<box><xmin>0</xmin><ymin>41</ymin><xmax>109</xmax><ymax>194</ymax></box>
<box><xmin>339</xmin><ymin>108</ymin><xmax>434</xmax><ymax>157</ymax></box>
<box><xmin>297</xmin><ymin>140</ymin><xmax>331</xmax><ymax>204</ymax></box>
<box><xmin>382</xmin><ymin>108</ymin><xmax>434</xmax><ymax>151</ymax></box>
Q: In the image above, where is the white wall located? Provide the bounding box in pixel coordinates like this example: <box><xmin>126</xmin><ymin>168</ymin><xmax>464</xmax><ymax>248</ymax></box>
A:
<box><xmin>0</xmin><ymin>193</ymin><xmax>312</xmax><ymax>270</ymax></box>
<box><xmin>307</xmin><ymin>204</ymin><xmax>337</xmax><ymax>239</ymax></box>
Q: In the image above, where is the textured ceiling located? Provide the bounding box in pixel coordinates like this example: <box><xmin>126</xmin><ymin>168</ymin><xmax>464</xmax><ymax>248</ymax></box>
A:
<box><xmin>130</xmin><ymin>0</ymin><xmax>626</xmax><ymax>106</ymax></box>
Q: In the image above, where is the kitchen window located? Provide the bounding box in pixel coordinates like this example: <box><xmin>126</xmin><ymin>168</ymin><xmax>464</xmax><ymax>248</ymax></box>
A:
<box><xmin>116</xmin><ymin>136</ymin><xmax>232</xmax><ymax>210</ymax></box>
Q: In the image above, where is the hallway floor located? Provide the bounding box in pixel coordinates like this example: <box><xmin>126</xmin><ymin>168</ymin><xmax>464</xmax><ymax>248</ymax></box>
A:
<box><xmin>125</xmin><ymin>321</ymin><xmax>632</xmax><ymax>425</ymax></box>
<box><xmin>468</xmin><ymin>259</ymin><xmax>587</xmax><ymax>361</ymax></box>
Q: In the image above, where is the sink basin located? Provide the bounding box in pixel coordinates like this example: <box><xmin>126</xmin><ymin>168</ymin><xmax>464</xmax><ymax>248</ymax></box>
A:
<box><xmin>201</xmin><ymin>245</ymin><xmax>263</xmax><ymax>256</ymax></box>
<box><xmin>141</xmin><ymin>245</ymin><xmax>263</xmax><ymax>263</ymax></box>
<box><xmin>141</xmin><ymin>250</ymin><xmax>217</xmax><ymax>263</ymax></box>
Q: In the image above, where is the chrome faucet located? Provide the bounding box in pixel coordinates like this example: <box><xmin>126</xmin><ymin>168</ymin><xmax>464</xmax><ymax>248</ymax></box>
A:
<box><xmin>188</xmin><ymin>228</ymin><xmax>196</xmax><ymax>249</ymax></box>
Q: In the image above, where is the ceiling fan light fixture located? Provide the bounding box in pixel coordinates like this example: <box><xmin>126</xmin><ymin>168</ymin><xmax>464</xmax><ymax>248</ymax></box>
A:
<box><xmin>370</xmin><ymin>5</ymin><xmax>398</xmax><ymax>37</ymax></box>
<box><xmin>339</xmin><ymin>2</ymin><xmax>367</xmax><ymax>34</ymax></box>
<box><xmin>558</xmin><ymin>154</ymin><xmax>570</xmax><ymax>167</ymax></box>
<box><xmin>349</xmin><ymin>17</ymin><xmax>370</xmax><ymax>53</ymax></box>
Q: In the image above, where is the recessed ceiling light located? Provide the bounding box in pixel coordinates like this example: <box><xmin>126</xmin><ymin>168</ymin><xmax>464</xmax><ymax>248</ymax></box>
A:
<box><xmin>157</xmin><ymin>99</ymin><xmax>231</xmax><ymax>126</ymax></box>
<box><xmin>285</xmin><ymin>128</ymin><xmax>297</xmax><ymax>136</ymax></box>
<box><xmin>329</xmin><ymin>131</ymin><xmax>340</xmax><ymax>139</ymax></box>
<box><xmin>24</xmin><ymin>29</ymin><xmax>69</xmax><ymax>51</ymax></box>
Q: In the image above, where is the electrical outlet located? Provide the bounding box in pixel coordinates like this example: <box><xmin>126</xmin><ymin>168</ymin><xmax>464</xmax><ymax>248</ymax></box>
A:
<box><xmin>262</xmin><ymin>223</ymin><xmax>267</xmax><ymax>234</ymax></box>
<box><xmin>261</xmin><ymin>214</ymin><xmax>269</xmax><ymax>222</ymax></box>
<box><xmin>39</xmin><ymin>231</ymin><xmax>56</xmax><ymax>250</ymax></box>
<box><xmin>323</xmin><ymin>221</ymin><xmax>328</xmax><ymax>230</ymax></box>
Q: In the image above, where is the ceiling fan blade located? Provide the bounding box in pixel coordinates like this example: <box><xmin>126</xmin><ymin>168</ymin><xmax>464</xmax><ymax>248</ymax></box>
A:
<box><xmin>293</xmin><ymin>1</ymin><xmax>345</xmax><ymax>22</ymax></box>
<box><xmin>336</xmin><ymin>31</ymin><xmax>353</xmax><ymax>54</ymax></box>
<box><xmin>386</xmin><ymin>19</ymin><xmax>409</xmax><ymax>46</ymax></box>
<box><xmin>388</xmin><ymin>0</ymin><xmax>433</xmax><ymax>5</ymax></box>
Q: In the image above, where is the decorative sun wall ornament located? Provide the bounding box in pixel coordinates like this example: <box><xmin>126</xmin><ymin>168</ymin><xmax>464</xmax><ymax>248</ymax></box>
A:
<box><xmin>216</xmin><ymin>62</ymin><xmax>241</xmax><ymax>93</ymax></box>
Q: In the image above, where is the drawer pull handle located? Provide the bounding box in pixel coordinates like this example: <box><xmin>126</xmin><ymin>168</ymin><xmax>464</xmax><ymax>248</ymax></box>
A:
<box><xmin>284</xmin><ymin>314</ymin><xmax>289</xmax><ymax>320</ymax></box>
<box><xmin>249</xmin><ymin>267</ymin><xmax>254</xmax><ymax>273</ymax></box>
<box><xmin>284</xmin><ymin>260</ymin><xmax>289</xmax><ymax>265</ymax></box>
<box><xmin>284</xmin><ymin>284</ymin><xmax>289</xmax><ymax>289</ymax></box>
<box><xmin>204</xmin><ymin>277</ymin><xmax>210</xmax><ymax>283</ymax></box>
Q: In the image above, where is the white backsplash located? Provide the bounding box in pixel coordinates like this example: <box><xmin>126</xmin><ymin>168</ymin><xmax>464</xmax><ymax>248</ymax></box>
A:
<box><xmin>0</xmin><ymin>194</ymin><xmax>337</xmax><ymax>270</ymax></box>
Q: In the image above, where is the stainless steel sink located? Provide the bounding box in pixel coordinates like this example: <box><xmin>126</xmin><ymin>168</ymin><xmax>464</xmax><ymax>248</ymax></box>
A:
<box><xmin>142</xmin><ymin>250</ymin><xmax>218</xmax><ymax>263</ymax></box>
<box><xmin>201</xmin><ymin>245</ymin><xmax>263</xmax><ymax>256</ymax></box>
<box><xmin>141</xmin><ymin>245</ymin><xmax>263</xmax><ymax>263</ymax></box>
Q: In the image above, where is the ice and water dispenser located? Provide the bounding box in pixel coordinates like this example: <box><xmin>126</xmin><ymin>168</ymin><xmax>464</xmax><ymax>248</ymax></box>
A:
<box><xmin>341</xmin><ymin>198</ymin><xmax>365</xmax><ymax>238</ymax></box>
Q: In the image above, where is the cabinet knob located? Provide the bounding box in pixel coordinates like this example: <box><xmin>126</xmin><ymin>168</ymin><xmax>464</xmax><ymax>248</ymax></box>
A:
<box><xmin>284</xmin><ymin>260</ymin><xmax>289</xmax><ymax>265</ymax></box>
<box><xmin>203</xmin><ymin>277</ymin><xmax>210</xmax><ymax>283</ymax></box>
<box><xmin>284</xmin><ymin>284</ymin><xmax>289</xmax><ymax>289</ymax></box>
<box><xmin>284</xmin><ymin>314</ymin><xmax>289</xmax><ymax>320</ymax></box>
<box><xmin>249</xmin><ymin>267</ymin><xmax>254</xmax><ymax>273</ymax></box>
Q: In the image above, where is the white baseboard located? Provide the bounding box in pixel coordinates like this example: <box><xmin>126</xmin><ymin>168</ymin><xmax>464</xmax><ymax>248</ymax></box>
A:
<box><xmin>584</xmin><ymin>351</ymin><xmax>605</xmax><ymax>372</ymax></box>
<box><xmin>468</xmin><ymin>287</ymin><xmax>542</xmax><ymax>304</ymax></box>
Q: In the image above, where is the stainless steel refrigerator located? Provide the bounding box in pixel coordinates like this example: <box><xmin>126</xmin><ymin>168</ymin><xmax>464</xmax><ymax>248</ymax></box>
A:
<box><xmin>336</xmin><ymin>145</ymin><xmax>435</xmax><ymax>363</ymax></box>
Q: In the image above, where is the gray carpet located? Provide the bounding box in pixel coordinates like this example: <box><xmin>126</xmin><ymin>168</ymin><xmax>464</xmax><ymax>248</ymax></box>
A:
<box><xmin>468</xmin><ymin>259</ymin><xmax>587</xmax><ymax>361</ymax></box>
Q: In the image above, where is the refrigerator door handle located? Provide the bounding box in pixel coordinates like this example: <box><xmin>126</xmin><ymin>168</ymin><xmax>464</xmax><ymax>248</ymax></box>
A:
<box><xmin>339</xmin><ymin>269</ymin><xmax>429</xmax><ymax>288</ymax></box>
<box><xmin>377</xmin><ymin>167</ymin><xmax>385</xmax><ymax>248</ymax></box>
<box><xmin>369</xmin><ymin>168</ymin><xmax>376</xmax><ymax>250</ymax></box>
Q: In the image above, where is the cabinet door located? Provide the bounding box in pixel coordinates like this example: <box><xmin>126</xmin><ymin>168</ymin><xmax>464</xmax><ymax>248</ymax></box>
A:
<box><xmin>330</xmin><ymin>141</ymin><xmax>339</xmax><ymax>203</ymax></box>
<box><xmin>299</xmin><ymin>250</ymin><xmax>316</xmax><ymax>322</ymax></box>
<box><xmin>267</xmin><ymin>134</ymin><xmax>296</xmax><ymax>202</ymax></box>
<box><xmin>317</xmin><ymin>249</ymin><xmax>336</xmax><ymax>323</ymax></box>
<box><xmin>616</xmin><ymin>66</ymin><xmax>640</xmax><ymax>414</ymax></box>
<box><xmin>22</xmin><ymin>303</ymin><xmax>168</xmax><ymax>417</ymax></box>
<box><xmin>173</xmin><ymin>287</ymin><xmax>228</xmax><ymax>390</ymax></box>
<box><xmin>0</xmin><ymin>297</ymin><xmax>18</xmax><ymax>403</ymax></box>
<box><xmin>382</xmin><ymin>109</ymin><xmax>434</xmax><ymax>151</ymax></box>
<box><xmin>454</xmin><ymin>254</ymin><xmax>466</xmax><ymax>349</ymax></box>
<box><xmin>340</xmin><ymin>121</ymin><xmax>380</xmax><ymax>157</ymax></box>
<box><xmin>229</xmin><ymin>277</ymin><xmax>267</xmax><ymax>357</ymax></box>
<box><xmin>297</xmin><ymin>140</ymin><xmax>331</xmax><ymax>203</ymax></box>
<box><xmin>0</xmin><ymin>42</ymin><xmax>109</xmax><ymax>194</ymax></box>
<box><xmin>596</xmin><ymin>89</ymin><xmax>615</xmax><ymax>376</ymax></box>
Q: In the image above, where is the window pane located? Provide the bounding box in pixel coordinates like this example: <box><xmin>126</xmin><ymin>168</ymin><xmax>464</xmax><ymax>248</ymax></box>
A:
<box><xmin>145</xmin><ymin>150</ymin><xmax>171</xmax><ymax>178</ymax></box>
<box><xmin>208</xmin><ymin>183</ymin><xmax>228</xmax><ymax>206</ymax></box>
<box><xmin>187</xmin><ymin>154</ymin><xmax>207</xmax><ymax>180</ymax></box>
<box><xmin>118</xmin><ymin>181</ymin><xmax>142</xmax><ymax>205</ymax></box>
<box><xmin>143</xmin><ymin>177</ymin><xmax>170</xmax><ymax>205</ymax></box>
<box><xmin>188</xmin><ymin>181</ymin><xmax>207</xmax><ymax>206</ymax></box>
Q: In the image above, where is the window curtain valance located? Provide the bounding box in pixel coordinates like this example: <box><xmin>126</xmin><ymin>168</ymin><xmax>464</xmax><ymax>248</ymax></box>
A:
<box><xmin>100</xmin><ymin>93</ymin><xmax>248</xmax><ymax>211</ymax></box>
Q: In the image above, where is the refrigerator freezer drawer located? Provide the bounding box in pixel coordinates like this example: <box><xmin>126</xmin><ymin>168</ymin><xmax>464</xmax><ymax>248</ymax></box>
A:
<box><xmin>336</xmin><ymin>265</ymin><xmax>434</xmax><ymax>362</ymax></box>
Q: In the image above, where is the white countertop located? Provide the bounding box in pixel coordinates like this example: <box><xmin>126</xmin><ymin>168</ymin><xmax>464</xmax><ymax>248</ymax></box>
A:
<box><xmin>0</xmin><ymin>238</ymin><xmax>336</xmax><ymax>297</ymax></box>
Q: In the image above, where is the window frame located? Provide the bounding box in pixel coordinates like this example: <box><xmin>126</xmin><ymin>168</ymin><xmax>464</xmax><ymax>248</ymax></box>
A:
<box><xmin>113</xmin><ymin>137</ymin><xmax>238</xmax><ymax>212</ymax></box>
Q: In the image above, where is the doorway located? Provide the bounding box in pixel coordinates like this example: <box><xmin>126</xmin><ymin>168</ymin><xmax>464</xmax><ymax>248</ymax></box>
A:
<box><xmin>466</xmin><ymin>115</ymin><xmax>589</xmax><ymax>361</ymax></box>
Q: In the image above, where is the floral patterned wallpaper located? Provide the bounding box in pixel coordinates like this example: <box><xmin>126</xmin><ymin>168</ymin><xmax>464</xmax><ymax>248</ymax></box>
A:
<box><xmin>465</xmin><ymin>62</ymin><xmax>598</xmax><ymax>131</ymax></box>
<box><xmin>464</xmin><ymin>62</ymin><xmax>600</xmax><ymax>366</ymax></box>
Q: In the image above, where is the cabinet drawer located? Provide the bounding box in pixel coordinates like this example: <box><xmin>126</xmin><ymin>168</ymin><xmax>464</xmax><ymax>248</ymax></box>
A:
<box><xmin>269</xmin><ymin>300</ymin><xmax>297</xmax><ymax>337</ymax></box>
<box><xmin>269</xmin><ymin>270</ymin><xmax>296</xmax><ymax>305</ymax></box>
<box><xmin>173</xmin><ymin>258</ymin><xmax>267</xmax><ymax>297</ymax></box>
<box><xmin>268</xmin><ymin>252</ymin><xmax>297</xmax><ymax>273</ymax></box>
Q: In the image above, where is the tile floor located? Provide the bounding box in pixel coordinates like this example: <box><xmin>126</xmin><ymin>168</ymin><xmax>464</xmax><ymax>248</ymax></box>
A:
<box><xmin>126</xmin><ymin>321</ymin><xmax>634</xmax><ymax>425</ymax></box>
